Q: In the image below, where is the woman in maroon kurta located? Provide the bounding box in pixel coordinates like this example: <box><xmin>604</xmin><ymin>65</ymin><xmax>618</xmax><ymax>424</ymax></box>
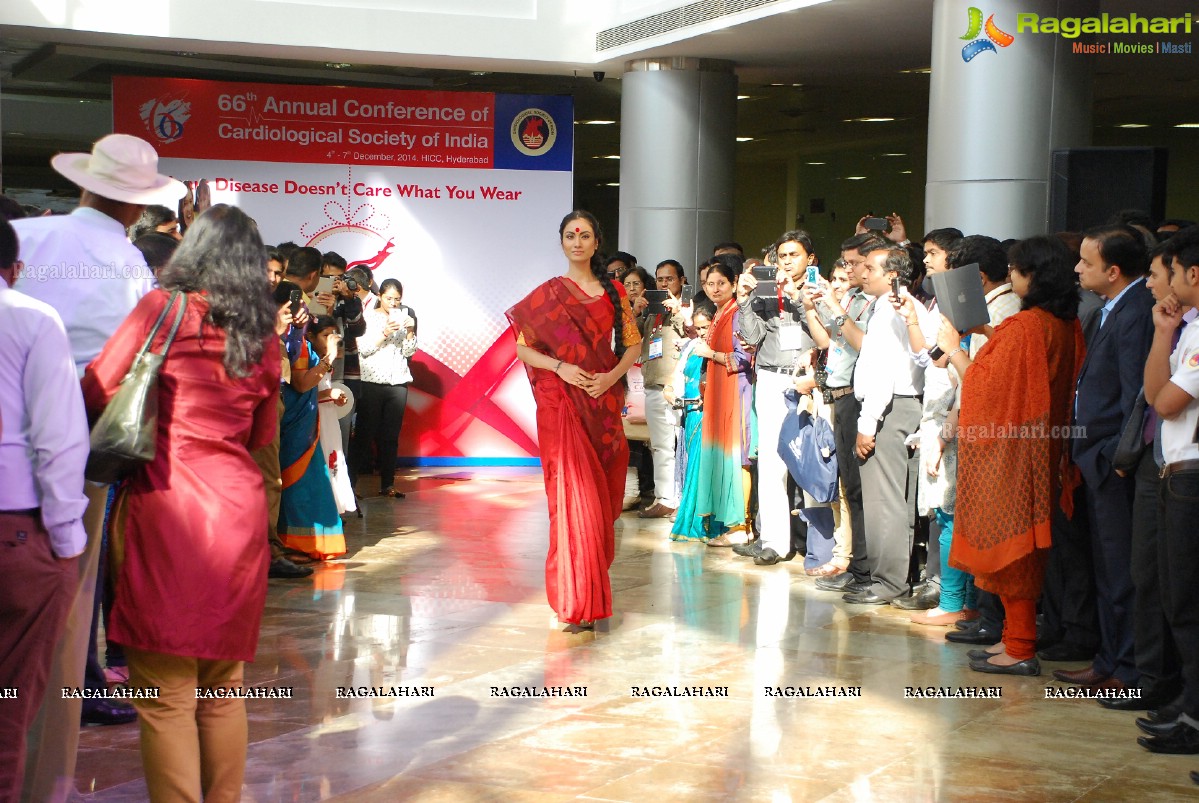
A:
<box><xmin>82</xmin><ymin>205</ymin><xmax>279</xmax><ymax>801</ymax></box>
<box><xmin>507</xmin><ymin>211</ymin><xmax>641</xmax><ymax>631</ymax></box>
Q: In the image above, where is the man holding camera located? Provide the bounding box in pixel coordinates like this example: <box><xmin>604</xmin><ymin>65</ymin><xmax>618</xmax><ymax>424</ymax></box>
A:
<box><xmin>315</xmin><ymin>252</ymin><xmax>367</xmax><ymax>455</ymax></box>
<box><xmin>637</xmin><ymin>260</ymin><xmax>689</xmax><ymax>519</ymax></box>
<box><xmin>736</xmin><ymin>231</ymin><xmax>820</xmax><ymax>564</ymax></box>
<box><xmin>851</xmin><ymin>243</ymin><xmax>938</xmax><ymax>604</ymax></box>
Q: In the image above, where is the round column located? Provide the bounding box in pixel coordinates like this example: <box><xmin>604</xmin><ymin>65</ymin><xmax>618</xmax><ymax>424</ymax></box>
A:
<box><xmin>925</xmin><ymin>0</ymin><xmax>1093</xmax><ymax>238</ymax></box>
<box><xmin>619</xmin><ymin>58</ymin><xmax>737</xmax><ymax>275</ymax></box>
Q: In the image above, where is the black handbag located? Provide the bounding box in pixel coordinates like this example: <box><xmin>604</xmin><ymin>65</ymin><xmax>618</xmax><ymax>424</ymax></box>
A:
<box><xmin>84</xmin><ymin>291</ymin><xmax>188</xmax><ymax>484</ymax></box>
<box><xmin>1112</xmin><ymin>388</ymin><xmax>1149</xmax><ymax>475</ymax></box>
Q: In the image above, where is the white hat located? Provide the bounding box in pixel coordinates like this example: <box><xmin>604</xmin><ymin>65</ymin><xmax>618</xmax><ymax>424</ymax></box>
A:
<box><xmin>51</xmin><ymin>134</ymin><xmax>186</xmax><ymax>205</ymax></box>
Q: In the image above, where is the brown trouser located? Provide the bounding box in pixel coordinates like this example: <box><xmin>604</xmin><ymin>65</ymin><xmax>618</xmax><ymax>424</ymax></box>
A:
<box><xmin>21</xmin><ymin>481</ymin><xmax>107</xmax><ymax>803</ymax></box>
<box><xmin>126</xmin><ymin>648</ymin><xmax>247</xmax><ymax>803</ymax></box>
<box><xmin>0</xmin><ymin>512</ymin><xmax>77</xmax><ymax>802</ymax></box>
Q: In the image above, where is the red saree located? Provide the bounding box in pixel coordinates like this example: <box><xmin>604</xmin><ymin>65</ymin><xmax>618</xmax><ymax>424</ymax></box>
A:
<box><xmin>507</xmin><ymin>277</ymin><xmax>640</xmax><ymax>624</ymax></box>
<box><xmin>950</xmin><ymin>308</ymin><xmax>1085</xmax><ymax>598</ymax></box>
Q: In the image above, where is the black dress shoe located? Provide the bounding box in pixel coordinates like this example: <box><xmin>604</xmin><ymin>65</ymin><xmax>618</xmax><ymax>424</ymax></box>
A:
<box><xmin>754</xmin><ymin>547</ymin><xmax>796</xmax><ymax>565</ymax></box>
<box><xmin>81</xmin><ymin>699</ymin><xmax>138</xmax><ymax>726</ymax></box>
<box><xmin>1138</xmin><ymin>721</ymin><xmax>1199</xmax><ymax>754</ymax></box>
<box><xmin>1099</xmin><ymin>691</ymin><xmax>1174</xmax><ymax>712</ymax></box>
<box><xmin>815</xmin><ymin>573</ymin><xmax>855</xmax><ymax>591</ymax></box>
<box><xmin>842</xmin><ymin>590</ymin><xmax>889</xmax><ymax>605</ymax></box>
<box><xmin>269</xmin><ymin>557</ymin><xmax>314</xmax><ymax>578</ymax></box>
<box><xmin>891</xmin><ymin>587</ymin><xmax>940</xmax><ymax>611</ymax></box>
<box><xmin>1147</xmin><ymin>695</ymin><xmax>1186</xmax><ymax>723</ymax></box>
<box><xmin>1137</xmin><ymin>717</ymin><xmax>1182</xmax><ymax>737</ymax></box>
<box><xmin>732</xmin><ymin>540</ymin><xmax>764</xmax><ymax>557</ymax></box>
<box><xmin>969</xmin><ymin>657</ymin><xmax>1041</xmax><ymax>677</ymax></box>
<box><xmin>1036</xmin><ymin>643</ymin><xmax>1095</xmax><ymax>662</ymax></box>
<box><xmin>946</xmin><ymin>626</ymin><xmax>1001</xmax><ymax>645</ymax></box>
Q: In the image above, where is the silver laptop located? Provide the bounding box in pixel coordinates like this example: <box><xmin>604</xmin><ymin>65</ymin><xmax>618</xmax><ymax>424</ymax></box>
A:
<box><xmin>930</xmin><ymin>263</ymin><xmax>991</xmax><ymax>333</ymax></box>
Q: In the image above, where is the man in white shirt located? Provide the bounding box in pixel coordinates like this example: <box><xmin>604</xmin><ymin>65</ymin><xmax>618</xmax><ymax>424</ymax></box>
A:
<box><xmin>1138</xmin><ymin>227</ymin><xmax>1199</xmax><ymax>755</ymax></box>
<box><xmin>0</xmin><ymin>218</ymin><xmax>90</xmax><ymax>801</ymax></box>
<box><xmin>848</xmin><ymin>243</ymin><xmax>938</xmax><ymax>604</ymax></box>
<box><xmin>12</xmin><ymin>134</ymin><xmax>185</xmax><ymax>801</ymax></box>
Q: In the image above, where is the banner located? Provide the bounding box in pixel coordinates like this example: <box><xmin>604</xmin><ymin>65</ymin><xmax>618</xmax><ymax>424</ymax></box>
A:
<box><xmin>114</xmin><ymin>76</ymin><xmax>575</xmax><ymax>465</ymax></box>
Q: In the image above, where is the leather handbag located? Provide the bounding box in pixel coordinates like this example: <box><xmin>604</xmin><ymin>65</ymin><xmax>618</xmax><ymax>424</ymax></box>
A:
<box><xmin>1111</xmin><ymin>388</ymin><xmax>1149</xmax><ymax>475</ymax></box>
<box><xmin>85</xmin><ymin>291</ymin><xmax>188</xmax><ymax>484</ymax></box>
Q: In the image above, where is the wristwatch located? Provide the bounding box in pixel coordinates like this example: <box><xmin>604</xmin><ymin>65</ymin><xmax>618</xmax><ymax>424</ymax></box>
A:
<box><xmin>834</xmin><ymin>314</ymin><xmax>848</xmax><ymax>327</ymax></box>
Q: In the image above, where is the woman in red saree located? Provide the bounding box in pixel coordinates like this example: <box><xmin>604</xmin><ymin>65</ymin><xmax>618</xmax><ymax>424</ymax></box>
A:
<box><xmin>507</xmin><ymin>211</ymin><xmax>641</xmax><ymax>630</ymax></box>
<box><xmin>936</xmin><ymin>236</ymin><xmax>1086</xmax><ymax>676</ymax></box>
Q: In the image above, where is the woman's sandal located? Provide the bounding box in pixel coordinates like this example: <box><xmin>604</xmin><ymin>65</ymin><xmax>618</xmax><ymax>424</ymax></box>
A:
<box><xmin>380</xmin><ymin>487</ymin><xmax>406</xmax><ymax>499</ymax></box>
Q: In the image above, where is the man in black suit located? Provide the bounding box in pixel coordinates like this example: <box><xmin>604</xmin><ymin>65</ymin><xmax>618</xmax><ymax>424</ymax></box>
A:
<box><xmin>1054</xmin><ymin>225</ymin><xmax>1155</xmax><ymax>691</ymax></box>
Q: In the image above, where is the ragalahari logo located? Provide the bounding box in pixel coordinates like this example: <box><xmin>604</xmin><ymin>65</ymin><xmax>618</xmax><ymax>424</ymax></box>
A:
<box><xmin>961</xmin><ymin>7</ymin><xmax>1015</xmax><ymax>62</ymax></box>
<box><xmin>138</xmin><ymin>95</ymin><xmax>191</xmax><ymax>144</ymax></box>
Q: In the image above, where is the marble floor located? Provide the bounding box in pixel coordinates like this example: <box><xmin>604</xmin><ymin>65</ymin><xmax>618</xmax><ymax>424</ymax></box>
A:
<box><xmin>77</xmin><ymin>468</ymin><xmax>1197</xmax><ymax>802</ymax></box>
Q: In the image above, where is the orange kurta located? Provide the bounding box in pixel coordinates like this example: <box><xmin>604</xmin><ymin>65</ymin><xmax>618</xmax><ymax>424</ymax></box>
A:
<box><xmin>950</xmin><ymin>308</ymin><xmax>1085</xmax><ymax>599</ymax></box>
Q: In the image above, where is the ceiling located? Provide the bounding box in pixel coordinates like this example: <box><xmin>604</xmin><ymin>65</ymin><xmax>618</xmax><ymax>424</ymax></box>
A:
<box><xmin>3</xmin><ymin>0</ymin><xmax>1198</xmax><ymax>200</ymax></box>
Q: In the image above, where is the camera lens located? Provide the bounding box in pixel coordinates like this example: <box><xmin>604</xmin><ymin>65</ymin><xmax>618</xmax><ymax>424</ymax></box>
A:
<box><xmin>344</xmin><ymin>278</ymin><xmax>358</xmax><ymax>291</ymax></box>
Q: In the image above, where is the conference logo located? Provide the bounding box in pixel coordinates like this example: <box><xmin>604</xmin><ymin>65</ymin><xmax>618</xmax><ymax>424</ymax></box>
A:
<box><xmin>138</xmin><ymin>95</ymin><xmax>192</xmax><ymax>144</ymax></box>
<box><xmin>510</xmin><ymin>108</ymin><xmax>557</xmax><ymax>157</ymax></box>
<box><xmin>960</xmin><ymin>7</ymin><xmax>1015</xmax><ymax>62</ymax></box>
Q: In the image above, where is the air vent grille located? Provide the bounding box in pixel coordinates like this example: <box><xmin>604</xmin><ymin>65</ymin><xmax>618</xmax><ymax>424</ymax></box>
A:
<box><xmin>597</xmin><ymin>0</ymin><xmax>783</xmax><ymax>51</ymax></box>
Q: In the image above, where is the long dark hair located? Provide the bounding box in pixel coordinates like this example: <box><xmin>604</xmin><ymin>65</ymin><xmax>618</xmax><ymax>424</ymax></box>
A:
<box><xmin>559</xmin><ymin>210</ymin><xmax>626</xmax><ymax>358</ymax></box>
<box><xmin>155</xmin><ymin>204</ymin><xmax>275</xmax><ymax>378</ymax></box>
<box><xmin>1008</xmin><ymin>236</ymin><xmax>1080</xmax><ymax>321</ymax></box>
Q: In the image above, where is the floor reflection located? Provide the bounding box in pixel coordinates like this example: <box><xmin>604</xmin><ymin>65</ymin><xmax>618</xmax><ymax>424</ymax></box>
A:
<box><xmin>77</xmin><ymin>467</ymin><xmax>1197</xmax><ymax>801</ymax></box>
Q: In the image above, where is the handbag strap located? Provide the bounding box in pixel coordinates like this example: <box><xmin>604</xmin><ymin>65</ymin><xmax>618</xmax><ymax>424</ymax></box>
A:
<box><xmin>135</xmin><ymin>291</ymin><xmax>189</xmax><ymax>360</ymax></box>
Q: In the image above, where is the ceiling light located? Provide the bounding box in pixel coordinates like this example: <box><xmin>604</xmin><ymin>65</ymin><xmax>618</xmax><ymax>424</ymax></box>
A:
<box><xmin>844</xmin><ymin>117</ymin><xmax>895</xmax><ymax>123</ymax></box>
<box><xmin>883</xmin><ymin>153</ymin><xmax>907</xmax><ymax>157</ymax></box>
<box><xmin>1117</xmin><ymin>123</ymin><xmax>1149</xmax><ymax>128</ymax></box>
<box><xmin>1174</xmin><ymin>123</ymin><xmax>1199</xmax><ymax>128</ymax></box>
<box><xmin>606</xmin><ymin>182</ymin><xmax>620</xmax><ymax>187</ymax></box>
<box><xmin>806</xmin><ymin>161</ymin><xmax>826</xmax><ymax>165</ymax></box>
<box><xmin>601</xmin><ymin>155</ymin><xmax>620</xmax><ymax>160</ymax></box>
<box><xmin>325</xmin><ymin>62</ymin><xmax>352</xmax><ymax>69</ymax></box>
<box><xmin>899</xmin><ymin>67</ymin><xmax>932</xmax><ymax>74</ymax></box>
<box><xmin>469</xmin><ymin>71</ymin><xmax>490</xmax><ymax>76</ymax></box>
<box><xmin>842</xmin><ymin>176</ymin><xmax>867</xmax><ymax>180</ymax></box>
<box><xmin>737</xmin><ymin>95</ymin><xmax>751</xmax><ymax>100</ymax></box>
<box><xmin>736</xmin><ymin>137</ymin><xmax>754</xmax><ymax>142</ymax></box>
<box><xmin>900</xmin><ymin>170</ymin><xmax>913</xmax><ymax>174</ymax></box>
<box><xmin>577</xmin><ymin>120</ymin><xmax>616</xmax><ymax>125</ymax></box>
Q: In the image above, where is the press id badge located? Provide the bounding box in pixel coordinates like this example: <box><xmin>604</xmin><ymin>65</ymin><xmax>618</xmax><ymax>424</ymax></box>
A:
<box><xmin>647</xmin><ymin>336</ymin><xmax>663</xmax><ymax>360</ymax></box>
<box><xmin>777</xmin><ymin>323</ymin><xmax>811</xmax><ymax>353</ymax></box>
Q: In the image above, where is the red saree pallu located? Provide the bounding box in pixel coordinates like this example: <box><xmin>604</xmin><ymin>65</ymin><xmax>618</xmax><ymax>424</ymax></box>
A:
<box><xmin>507</xmin><ymin>277</ymin><xmax>639</xmax><ymax>624</ymax></box>
<box><xmin>950</xmin><ymin>308</ymin><xmax>1084</xmax><ymax>599</ymax></box>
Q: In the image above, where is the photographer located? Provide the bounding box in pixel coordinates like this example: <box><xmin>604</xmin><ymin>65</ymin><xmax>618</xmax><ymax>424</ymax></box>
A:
<box><xmin>316</xmin><ymin>252</ymin><xmax>366</xmax><ymax>454</ymax></box>
<box><xmin>354</xmin><ymin>279</ymin><xmax>418</xmax><ymax>499</ymax></box>
<box><xmin>736</xmin><ymin>231</ymin><xmax>820</xmax><ymax>564</ymax></box>
<box><xmin>636</xmin><ymin>260</ymin><xmax>689</xmax><ymax>518</ymax></box>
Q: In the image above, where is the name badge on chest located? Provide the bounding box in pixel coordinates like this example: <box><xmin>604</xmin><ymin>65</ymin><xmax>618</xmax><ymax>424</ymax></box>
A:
<box><xmin>647</xmin><ymin>336</ymin><xmax>663</xmax><ymax>360</ymax></box>
<box><xmin>777</xmin><ymin>323</ymin><xmax>811</xmax><ymax>353</ymax></box>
